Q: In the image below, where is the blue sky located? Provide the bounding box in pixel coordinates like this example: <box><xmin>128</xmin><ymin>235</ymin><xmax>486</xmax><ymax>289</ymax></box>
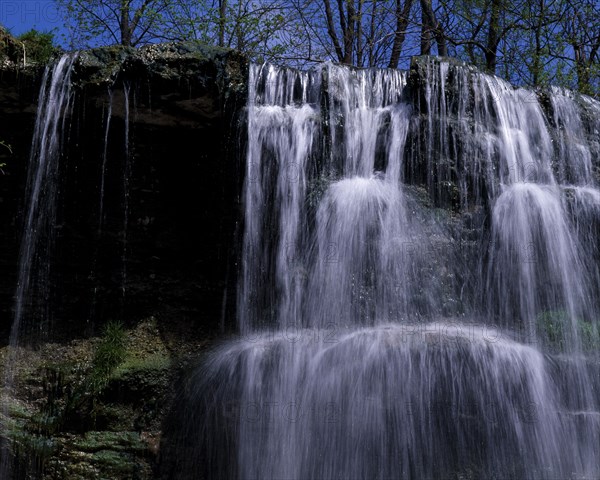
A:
<box><xmin>0</xmin><ymin>1</ymin><xmax>67</xmax><ymax>41</ymax></box>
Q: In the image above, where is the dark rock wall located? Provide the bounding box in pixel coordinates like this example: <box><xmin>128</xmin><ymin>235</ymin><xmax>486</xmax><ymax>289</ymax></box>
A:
<box><xmin>3</xmin><ymin>50</ymin><xmax>598</xmax><ymax>343</ymax></box>
<box><xmin>1</xmin><ymin>45</ymin><xmax>599</xmax><ymax>480</ymax></box>
<box><xmin>0</xmin><ymin>43</ymin><xmax>248</xmax><ymax>342</ymax></box>
<box><xmin>0</xmin><ymin>67</ymin><xmax>43</xmax><ymax>338</ymax></box>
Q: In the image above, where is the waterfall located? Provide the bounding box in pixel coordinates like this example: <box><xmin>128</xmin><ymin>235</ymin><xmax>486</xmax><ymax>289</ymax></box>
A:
<box><xmin>168</xmin><ymin>57</ymin><xmax>600</xmax><ymax>480</ymax></box>
<box><xmin>11</xmin><ymin>54</ymin><xmax>77</xmax><ymax>343</ymax></box>
<box><xmin>121</xmin><ymin>83</ymin><xmax>132</xmax><ymax>298</ymax></box>
<box><xmin>88</xmin><ymin>91</ymin><xmax>113</xmax><ymax>322</ymax></box>
<box><xmin>239</xmin><ymin>64</ymin><xmax>321</xmax><ymax>333</ymax></box>
<box><xmin>0</xmin><ymin>54</ymin><xmax>77</xmax><ymax>477</ymax></box>
<box><xmin>3</xmin><ymin>53</ymin><xmax>597</xmax><ymax>480</ymax></box>
<box><xmin>98</xmin><ymin>89</ymin><xmax>113</xmax><ymax>234</ymax></box>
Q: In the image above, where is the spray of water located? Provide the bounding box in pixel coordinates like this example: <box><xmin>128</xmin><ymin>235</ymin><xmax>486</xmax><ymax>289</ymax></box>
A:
<box><xmin>172</xmin><ymin>59</ymin><xmax>600</xmax><ymax>479</ymax></box>
<box><xmin>0</xmin><ymin>53</ymin><xmax>77</xmax><ymax>478</ymax></box>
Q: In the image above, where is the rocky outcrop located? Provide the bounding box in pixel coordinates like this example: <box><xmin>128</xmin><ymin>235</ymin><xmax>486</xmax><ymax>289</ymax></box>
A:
<box><xmin>0</xmin><ymin>42</ymin><xmax>248</xmax><ymax>341</ymax></box>
<box><xmin>0</xmin><ymin>40</ymin><xmax>250</xmax><ymax>479</ymax></box>
<box><xmin>0</xmin><ymin>42</ymin><xmax>43</xmax><ymax>337</ymax></box>
<box><xmin>406</xmin><ymin>56</ymin><xmax>600</xmax><ymax>209</ymax></box>
<box><xmin>2</xmin><ymin>46</ymin><xmax>599</xmax><ymax>479</ymax></box>
<box><xmin>57</xmin><ymin>43</ymin><xmax>247</xmax><ymax>340</ymax></box>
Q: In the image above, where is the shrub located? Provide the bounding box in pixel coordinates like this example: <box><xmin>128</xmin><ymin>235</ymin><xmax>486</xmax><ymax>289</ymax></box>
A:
<box><xmin>536</xmin><ymin>310</ymin><xmax>599</xmax><ymax>351</ymax></box>
<box><xmin>17</xmin><ymin>29</ymin><xmax>57</xmax><ymax>64</ymax></box>
<box><xmin>88</xmin><ymin>321</ymin><xmax>127</xmax><ymax>390</ymax></box>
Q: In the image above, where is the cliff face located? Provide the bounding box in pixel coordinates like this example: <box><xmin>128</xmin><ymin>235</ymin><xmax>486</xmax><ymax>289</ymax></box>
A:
<box><xmin>0</xmin><ymin>41</ymin><xmax>249</xmax><ymax>480</ymax></box>
<box><xmin>0</xmin><ymin>54</ymin><xmax>42</xmax><ymax>336</ymax></box>
<box><xmin>406</xmin><ymin>56</ymin><xmax>600</xmax><ymax>209</ymax></box>
<box><xmin>3</xmin><ymin>50</ymin><xmax>598</xmax><ymax>341</ymax></box>
<box><xmin>2</xmin><ymin>45</ymin><xmax>600</xmax><ymax>479</ymax></box>
<box><xmin>0</xmin><ymin>43</ymin><xmax>247</xmax><ymax>341</ymax></box>
<box><xmin>57</xmin><ymin>43</ymin><xmax>247</xmax><ymax>341</ymax></box>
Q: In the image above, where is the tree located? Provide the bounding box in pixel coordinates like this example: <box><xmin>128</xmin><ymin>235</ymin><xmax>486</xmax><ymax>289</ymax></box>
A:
<box><xmin>389</xmin><ymin>0</ymin><xmax>415</xmax><ymax>67</ymax></box>
<box><xmin>58</xmin><ymin>0</ymin><xmax>176</xmax><ymax>47</ymax></box>
<box><xmin>562</xmin><ymin>0</ymin><xmax>600</xmax><ymax>94</ymax></box>
<box><xmin>320</xmin><ymin>0</ymin><xmax>360</xmax><ymax>64</ymax></box>
<box><xmin>419</xmin><ymin>0</ymin><xmax>447</xmax><ymax>55</ymax></box>
<box><xmin>441</xmin><ymin>0</ymin><xmax>525</xmax><ymax>74</ymax></box>
<box><xmin>59</xmin><ymin>0</ymin><xmax>297</xmax><ymax>64</ymax></box>
<box><xmin>508</xmin><ymin>0</ymin><xmax>566</xmax><ymax>87</ymax></box>
<box><xmin>56</xmin><ymin>0</ymin><xmax>600</xmax><ymax>96</ymax></box>
<box><xmin>291</xmin><ymin>0</ymin><xmax>423</xmax><ymax>67</ymax></box>
<box><xmin>18</xmin><ymin>29</ymin><xmax>58</xmax><ymax>64</ymax></box>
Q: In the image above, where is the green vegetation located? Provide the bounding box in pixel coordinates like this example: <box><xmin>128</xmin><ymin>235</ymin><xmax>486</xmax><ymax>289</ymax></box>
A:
<box><xmin>307</xmin><ymin>172</ymin><xmax>336</xmax><ymax>210</ymax></box>
<box><xmin>6</xmin><ymin>321</ymin><xmax>128</xmax><ymax>442</ymax></box>
<box><xmin>578</xmin><ymin>320</ymin><xmax>599</xmax><ymax>350</ymax></box>
<box><xmin>3</xmin><ymin>318</ymin><xmax>171</xmax><ymax>478</ymax></box>
<box><xmin>87</xmin><ymin>321</ymin><xmax>127</xmax><ymax>390</ymax></box>
<box><xmin>112</xmin><ymin>352</ymin><xmax>171</xmax><ymax>378</ymax></box>
<box><xmin>537</xmin><ymin>310</ymin><xmax>568</xmax><ymax>349</ymax></box>
<box><xmin>54</xmin><ymin>0</ymin><xmax>600</xmax><ymax>95</ymax></box>
<box><xmin>536</xmin><ymin>309</ymin><xmax>600</xmax><ymax>351</ymax></box>
<box><xmin>17</xmin><ymin>29</ymin><xmax>58</xmax><ymax>64</ymax></box>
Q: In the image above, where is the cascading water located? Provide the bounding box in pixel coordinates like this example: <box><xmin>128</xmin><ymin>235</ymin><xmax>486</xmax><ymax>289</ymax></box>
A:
<box><xmin>121</xmin><ymin>83</ymin><xmax>132</xmax><ymax>298</ymax></box>
<box><xmin>2</xmin><ymin>56</ymin><xmax>149</xmax><ymax>477</ymax></box>
<box><xmin>0</xmin><ymin>54</ymin><xmax>77</xmax><ymax>477</ymax></box>
<box><xmin>98</xmin><ymin>89</ymin><xmax>113</xmax><ymax>233</ymax></box>
<box><xmin>10</xmin><ymin>55</ymin><xmax>77</xmax><ymax>343</ymax></box>
<box><xmin>167</xmin><ymin>57</ymin><xmax>600</xmax><ymax>480</ymax></box>
<box><xmin>88</xmin><ymin>90</ymin><xmax>113</xmax><ymax>322</ymax></box>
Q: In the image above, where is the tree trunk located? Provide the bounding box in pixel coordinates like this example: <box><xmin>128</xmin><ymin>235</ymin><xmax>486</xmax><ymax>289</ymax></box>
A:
<box><xmin>356</xmin><ymin>0</ymin><xmax>364</xmax><ymax>66</ymax></box>
<box><xmin>574</xmin><ymin>46</ymin><xmax>591</xmax><ymax>94</ymax></box>
<box><xmin>324</xmin><ymin>0</ymin><xmax>344</xmax><ymax>62</ymax></box>
<box><xmin>120</xmin><ymin>1</ymin><xmax>132</xmax><ymax>46</ymax></box>
<box><xmin>420</xmin><ymin>1</ymin><xmax>432</xmax><ymax>55</ymax></box>
<box><xmin>342</xmin><ymin>0</ymin><xmax>356</xmax><ymax>64</ymax></box>
<box><xmin>388</xmin><ymin>0</ymin><xmax>414</xmax><ymax>68</ymax></box>
<box><xmin>485</xmin><ymin>0</ymin><xmax>501</xmax><ymax>73</ymax></box>
<box><xmin>218</xmin><ymin>0</ymin><xmax>227</xmax><ymax>47</ymax></box>
<box><xmin>420</xmin><ymin>0</ymin><xmax>446</xmax><ymax>56</ymax></box>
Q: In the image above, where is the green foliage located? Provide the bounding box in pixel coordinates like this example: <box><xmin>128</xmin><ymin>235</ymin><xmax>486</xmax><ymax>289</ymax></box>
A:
<box><xmin>536</xmin><ymin>310</ymin><xmax>600</xmax><ymax>351</ymax></box>
<box><xmin>17</xmin><ymin>29</ymin><xmax>57</xmax><ymax>64</ymax></box>
<box><xmin>7</xmin><ymin>427</ymin><xmax>57</xmax><ymax>475</ymax></box>
<box><xmin>307</xmin><ymin>171</ymin><xmax>335</xmax><ymax>210</ymax></box>
<box><xmin>537</xmin><ymin>310</ymin><xmax>567</xmax><ymax>349</ymax></box>
<box><xmin>31</xmin><ymin>321</ymin><xmax>128</xmax><ymax>435</ymax></box>
<box><xmin>50</xmin><ymin>0</ymin><xmax>600</xmax><ymax>93</ymax></box>
<box><xmin>579</xmin><ymin>320</ymin><xmax>600</xmax><ymax>351</ymax></box>
<box><xmin>89</xmin><ymin>321</ymin><xmax>127</xmax><ymax>388</ymax></box>
<box><xmin>58</xmin><ymin>0</ymin><xmax>182</xmax><ymax>48</ymax></box>
<box><xmin>4</xmin><ymin>320</ymin><xmax>168</xmax><ymax>478</ymax></box>
<box><xmin>112</xmin><ymin>352</ymin><xmax>171</xmax><ymax>378</ymax></box>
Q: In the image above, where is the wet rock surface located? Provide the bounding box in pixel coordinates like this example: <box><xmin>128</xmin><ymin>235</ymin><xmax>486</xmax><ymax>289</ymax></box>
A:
<box><xmin>0</xmin><ymin>40</ymin><xmax>247</xmax><ymax>479</ymax></box>
<box><xmin>1</xmin><ymin>45</ymin><xmax>599</xmax><ymax>479</ymax></box>
<box><xmin>0</xmin><ymin>41</ymin><xmax>248</xmax><ymax>341</ymax></box>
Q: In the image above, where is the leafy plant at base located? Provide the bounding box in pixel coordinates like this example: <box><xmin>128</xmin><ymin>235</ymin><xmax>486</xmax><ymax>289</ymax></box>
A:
<box><xmin>5</xmin><ymin>322</ymin><xmax>127</xmax><ymax>477</ymax></box>
<box><xmin>32</xmin><ymin>321</ymin><xmax>128</xmax><ymax>435</ymax></box>
<box><xmin>87</xmin><ymin>321</ymin><xmax>127</xmax><ymax>391</ymax></box>
<box><xmin>536</xmin><ymin>310</ymin><xmax>600</xmax><ymax>351</ymax></box>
